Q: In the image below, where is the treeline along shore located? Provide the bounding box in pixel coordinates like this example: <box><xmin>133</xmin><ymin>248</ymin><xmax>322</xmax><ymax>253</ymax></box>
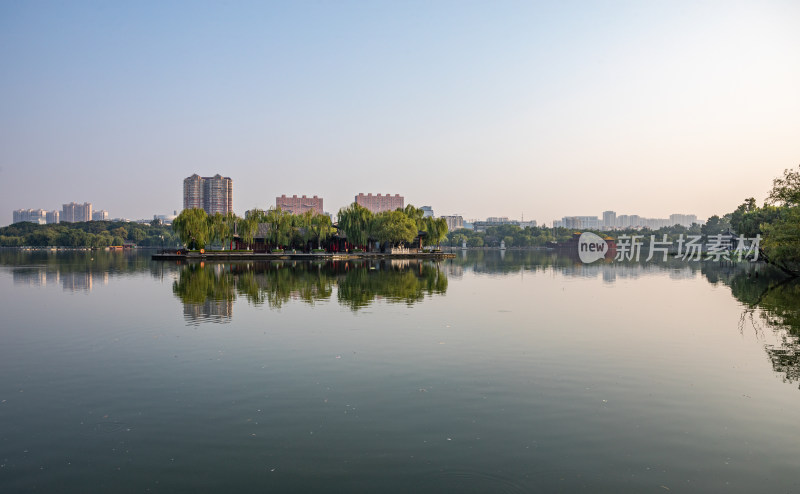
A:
<box><xmin>4</xmin><ymin>166</ymin><xmax>800</xmax><ymax>273</ymax></box>
<box><xmin>0</xmin><ymin>220</ymin><xmax>177</xmax><ymax>248</ymax></box>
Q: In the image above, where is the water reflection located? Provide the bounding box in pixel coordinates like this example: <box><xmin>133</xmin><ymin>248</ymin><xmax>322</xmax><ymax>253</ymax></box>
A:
<box><xmin>0</xmin><ymin>249</ymin><xmax>176</xmax><ymax>292</ymax></box>
<box><xmin>172</xmin><ymin>259</ymin><xmax>448</xmax><ymax>322</ymax></box>
<box><xmin>5</xmin><ymin>248</ymin><xmax>800</xmax><ymax>388</ymax></box>
<box><xmin>699</xmin><ymin>262</ymin><xmax>800</xmax><ymax>387</ymax></box>
<box><xmin>445</xmin><ymin>248</ymin><xmax>702</xmax><ymax>281</ymax></box>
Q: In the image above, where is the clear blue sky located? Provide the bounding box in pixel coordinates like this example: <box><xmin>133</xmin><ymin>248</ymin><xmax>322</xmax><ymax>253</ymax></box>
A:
<box><xmin>1</xmin><ymin>0</ymin><xmax>798</xmax><ymax>226</ymax></box>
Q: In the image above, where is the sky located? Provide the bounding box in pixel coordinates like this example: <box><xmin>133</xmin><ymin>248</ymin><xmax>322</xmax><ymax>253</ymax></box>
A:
<box><xmin>1</xmin><ymin>0</ymin><xmax>799</xmax><ymax>226</ymax></box>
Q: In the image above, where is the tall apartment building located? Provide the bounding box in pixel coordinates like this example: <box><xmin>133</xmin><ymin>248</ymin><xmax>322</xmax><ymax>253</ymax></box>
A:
<box><xmin>183</xmin><ymin>174</ymin><xmax>204</xmax><ymax>210</ymax></box>
<box><xmin>13</xmin><ymin>209</ymin><xmax>47</xmax><ymax>224</ymax></box>
<box><xmin>355</xmin><ymin>193</ymin><xmax>404</xmax><ymax>214</ymax></box>
<box><xmin>62</xmin><ymin>202</ymin><xmax>92</xmax><ymax>223</ymax></box>
<box><xmin>562</xmin><ymin>216</ymin><xmax>600</xmax><ymax>229</ymax></box>
<box><xmin>669</xmin><ymin>214</ymin><xmax>698</xmax><ymax>228</ymax></box>
<box><xmin>46</xmin><ymin>210</ymin><xmax>59</xmax><ymax>224</ymax></box>
<box><xmin>92</xmin><ymin>210</ymin><xmax>109</xmax><ymax>221</ymax></box>
<box><xmin>602</xmin><ymin>211</ymin><xmax>616</xmax><ymax>229</ymax></box>
<box><xmin>276</xmin><ymin>195</ymin><xmax>323</xmax><ymax>215</ymax></box>
<box><xmin>183</xmin><ymin>174</ymin><xmax>233</xmax><ymax>215</ymax></box>
<box><xmin>441</xmin><ymin>215</ymin><xmax>464</xmax><ymax>231</ymax></box>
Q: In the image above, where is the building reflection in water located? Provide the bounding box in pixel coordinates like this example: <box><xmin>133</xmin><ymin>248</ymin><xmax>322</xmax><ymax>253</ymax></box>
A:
<box><xmin>4</xmin><ymin>250</ymin><xmax>162</xmax><ymax>293</ymax></box>
<box><xmin>183</xmin><ymin>299</ymin><xmax>234</xmax><ymax>325</ymax></box>
<box><xmin>12</xmin><ymin>267</ymin><xmax>109</xmax><ymax>292</ymax></box>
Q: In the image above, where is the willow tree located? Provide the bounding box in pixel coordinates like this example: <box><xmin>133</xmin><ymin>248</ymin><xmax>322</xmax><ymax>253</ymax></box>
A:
<box><xmin>295</xmin><ymin>210</ymin><xmax>315</xmax><ymax>248</ymax></box>
<box><xmin>238</xmin><ymin>216</ymin><xmax>259</xmax><ymax>250</ymax></box>
<box><xmin>173</xmin><ymin>208</ymin><xmax>209</xmax><ymax>250</ymax></box>
<box><xmin>208</xmin><ymin>212</ymin><xmax>237</xmax><ymax>248</ymax></box>
<box><xmin>337</xmin><ymin>203</ymin><xmax>374</xmax><ymax>249</ymax></box>
<box><xmin>403</xmin><ymin>204</ymin><xmax>426</xmax><ymax>230</ymax></box>
<box><xmin>265</xmin><ymin>207</ymin><xmax>293</xmax><ymax>250</ymax></box>
<box><xmin>309</xmin><ymin>212</ymin><xmax>334</xmax><ymax>249</ymax></box>
<box><xmin>423</xmin><ymin>216</ymin><xmax>449</xmax><ymax>248</ymax></box>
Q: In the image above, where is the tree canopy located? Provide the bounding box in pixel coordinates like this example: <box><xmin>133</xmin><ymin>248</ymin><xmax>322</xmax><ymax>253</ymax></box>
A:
<box><xmin>337</xmin><ymin>203</ymin><xmax>374</xmax><ymax>248</ymax></box>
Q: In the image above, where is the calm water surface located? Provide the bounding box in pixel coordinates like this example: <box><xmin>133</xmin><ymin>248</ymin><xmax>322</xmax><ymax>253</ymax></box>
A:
<box><xmin>2</xmin><ymin>249</ymin><xmax>800</xmax><ymax>493</ymax></box>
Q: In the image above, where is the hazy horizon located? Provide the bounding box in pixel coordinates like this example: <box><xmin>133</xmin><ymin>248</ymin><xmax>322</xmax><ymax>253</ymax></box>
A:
<box><xmin>2</xmin><ymin>1</ymin><xmax>798</xmax><ymax>226</ymax></box>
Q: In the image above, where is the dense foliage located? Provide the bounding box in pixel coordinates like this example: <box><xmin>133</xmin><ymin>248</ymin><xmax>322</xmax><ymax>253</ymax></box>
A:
<box><xmin>173</xmin><ymin>260</ymin><xmax>447</xmax><ymax>312</ymax></box>
<box><xmin>335</xmin><ymin>203</ymin><xmax>449</xmax><ymax>251</ymax></box>
<box><xmin>0</xmin><ymin>220</ymin><xmax>179</xmax><ymax>248</ymax></box>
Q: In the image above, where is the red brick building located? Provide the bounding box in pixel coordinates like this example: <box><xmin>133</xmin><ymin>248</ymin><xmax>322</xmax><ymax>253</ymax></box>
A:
<box><xmin>355</xmin><ymin>193</ymin><xmax>404</xmax><ymax>213</ymax></box>
<box><xmin>276</xmin><ymin>195</ymin><xmax>323</xmax><ymax>215</ymax></box>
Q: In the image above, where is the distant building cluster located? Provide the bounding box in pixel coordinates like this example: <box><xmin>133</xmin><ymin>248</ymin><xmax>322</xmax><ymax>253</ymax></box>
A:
<box><xmin>355</xmin><ymin>193</ymin><xmax>404</xmax><ymax>214</ymax></box>
<box><xmin>62</xmin><ymin>202</ymin><xmax>92</xmax><ymax>222</ymax></box>
<box><xmin>92</xmin><ymin>210</ymin><xmax>109</xmax><ymax>221</ymax></box>
<box><xmin>183</xmin><ymin>174</ymin><xmax>233</xmax><ymax>215</ymax></box>
<box><xmin>153</xmin><ymin>211</ymin><xmax>178</xmax><ymax>225</ymax></box>
<box><xmin>12</xmin><ymin>202</ymin><xmax>111</xmax><ymax>225</ymax></box>
<box><xmin>441</xmin><ymin>215</ymin><xmax>464</xmax><ymax>231</ymax></box>
<box><xmin>553</xmin><ymin>211</ymin><xmax>699</xmax><ymax>230</ymax></box>
<box><xmin>13</xmin><ymin>266</ymin><xmax>109</xmax><ymax>292</ymax></box>
<box><xmin>471</xmin><ymin>217</ymin><xmax>537</xmax><ymax>232</ymax></box>
<box><xmin>276</xmin><ymin>195</ymin><xmax>323</xmax><ymax>215</ymax></box>
<box><xmin>13</xmin><ymin>209</ymin><xmax>51</xmax><ymax>225</ymax></box>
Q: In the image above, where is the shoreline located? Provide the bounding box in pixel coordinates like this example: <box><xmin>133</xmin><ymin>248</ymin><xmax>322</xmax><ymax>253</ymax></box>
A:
<box><xmin>152</xmin><ymin>251</ymin><xmax>456</xmax><ymax>261</ymax></box>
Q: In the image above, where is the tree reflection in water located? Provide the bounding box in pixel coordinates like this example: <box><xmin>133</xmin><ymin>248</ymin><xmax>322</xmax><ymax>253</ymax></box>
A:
<box><xmin>172</xmin><ymin>260</ymin><xmax>448</xmax><ymax>320</ymax></box>
<box><xmin>699</xmin><ymin>261</ymin><xmax>800</xmax><ymax>387</ymax></box>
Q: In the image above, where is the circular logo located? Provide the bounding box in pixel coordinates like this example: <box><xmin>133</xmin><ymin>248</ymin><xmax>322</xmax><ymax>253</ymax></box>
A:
<box><xmin>577</xmin><ymin>232</ymin><xmax>608</xmax><ymax>263</ymax></box>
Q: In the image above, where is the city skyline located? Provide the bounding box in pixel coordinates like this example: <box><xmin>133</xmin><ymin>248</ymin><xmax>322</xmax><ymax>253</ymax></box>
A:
<box><xmin>1</xmin><ymin>2</ymin><xmax>798</xmax><ymax>226</ymax></box>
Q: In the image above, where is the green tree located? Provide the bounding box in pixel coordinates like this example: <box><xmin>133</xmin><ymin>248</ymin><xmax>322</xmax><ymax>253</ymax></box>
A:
<box><xmin>239</xmin><ymin>216</ymin><xmax>258</xmax><ymax>250</ymax></box>
<box><xmin>762</xmin><ymin>208</ymin><xmax>800</xmax><ymax>274</ymax></box>
<box><xmin>468</xmin><ymin>236</ymin><xmax>484</xmax><ymax>248</ymax></box>
<box><xmin>337</xmin><ymin>203</ymin><xmax>374</xmax><ymax>249</ymax></box>
<box><xmin>403</xmin><ymin>204</ymin><xmax>426</xmax><ymax>230</ymax></box>
<box><xmin>701</xmin><ymin>215</ymin><xmax>731</xmax><ymax>236</ymax></box>
<box><xmin>173</xmin><ymin>208</ymin><xmax>209</xmax><ymax>250</ymax></box>
<box><xmin>422</xmin><ymin>216</ymin><xmax>448</xmax><ymax>248</ymax></box>
<box><xmin>760</xmin><ymin>165</ymin><xmax>800</xmax><ymax>274</ymax></box>
<box><xmin>768</xmin><ymin>166</ymin><xmax>800</xmax><ymax>207</ymax></box>
<box><xmin>295</xmin><ymin>211</ymin><xmax>315</xmax><ymax>248</ymax></box>
<box><xmin>112</xmin><ymin>227</ymin><xmax>128</xmax><ymax>241</ymax></box>
<box><xmin>265</xmin><ymin>207</ymin><xmax>292</xmax><ymax>250</ymax></box>
<box><xmin>372</xmin><ymin>210</ymin><xmax>418</xmax><ymax>246</ymax></box>
<box><xmin>207</xmin><ymin>212</ymin><xmax>237</xmax><ymax>248</ymax></box>
<box><xmin>309</xmin><ymin>212</ymin><xmax>334</xmax><ymax>249</ymax></box>
<box><xmin>130</xmin><ymin>228</ymin><xmax>147</xmax><ymax>244</ymax></box>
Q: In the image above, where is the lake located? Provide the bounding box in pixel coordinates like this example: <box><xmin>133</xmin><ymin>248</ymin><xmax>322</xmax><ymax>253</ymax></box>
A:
<box><xmin>1</xmin><ymin>249</ymin><xmax>800</xmax><ymax>493</ymax></box>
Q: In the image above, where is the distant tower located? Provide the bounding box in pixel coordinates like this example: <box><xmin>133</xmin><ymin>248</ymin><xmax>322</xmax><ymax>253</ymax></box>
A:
<box><xmin>183</xmin><ymin>174</ymin><xmax>233</xmax><ymax>215</ymax></box>
<box><xmin>602</xmin><ymin>211</ymin><xmax>616</xmax><ymax>229</ymax></box>
<box><xmin>62</xmin><ymin>202</ymin><xmax>92</xmax><ymax>222</ymax></box>
<box><xmin>183</xmin><ymin>174</ymin><xmax>204</xmax><ymax>210</ymax></box>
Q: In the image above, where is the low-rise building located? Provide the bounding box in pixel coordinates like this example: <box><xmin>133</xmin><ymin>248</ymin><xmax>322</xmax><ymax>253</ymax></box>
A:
<box><xmin>355</xmin><ymin>193</ymin><xmax>404</xmax><ymax>213</ymax></box>
<box><xmin>276</xmin><ymin>195</ymin><xmax>323</xmax><ymax>215</ymax></box>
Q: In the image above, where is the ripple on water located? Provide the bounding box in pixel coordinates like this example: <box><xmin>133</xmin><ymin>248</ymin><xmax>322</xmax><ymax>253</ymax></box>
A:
<box><xmin>82</xmin><ymin>421</ymin><xmax>129</xmax><ymax>434</ymax></box>
<box><xmin>418</xmin><ymin>469</ymin><xmax>530</xmax><ymax>494</ymax></box>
